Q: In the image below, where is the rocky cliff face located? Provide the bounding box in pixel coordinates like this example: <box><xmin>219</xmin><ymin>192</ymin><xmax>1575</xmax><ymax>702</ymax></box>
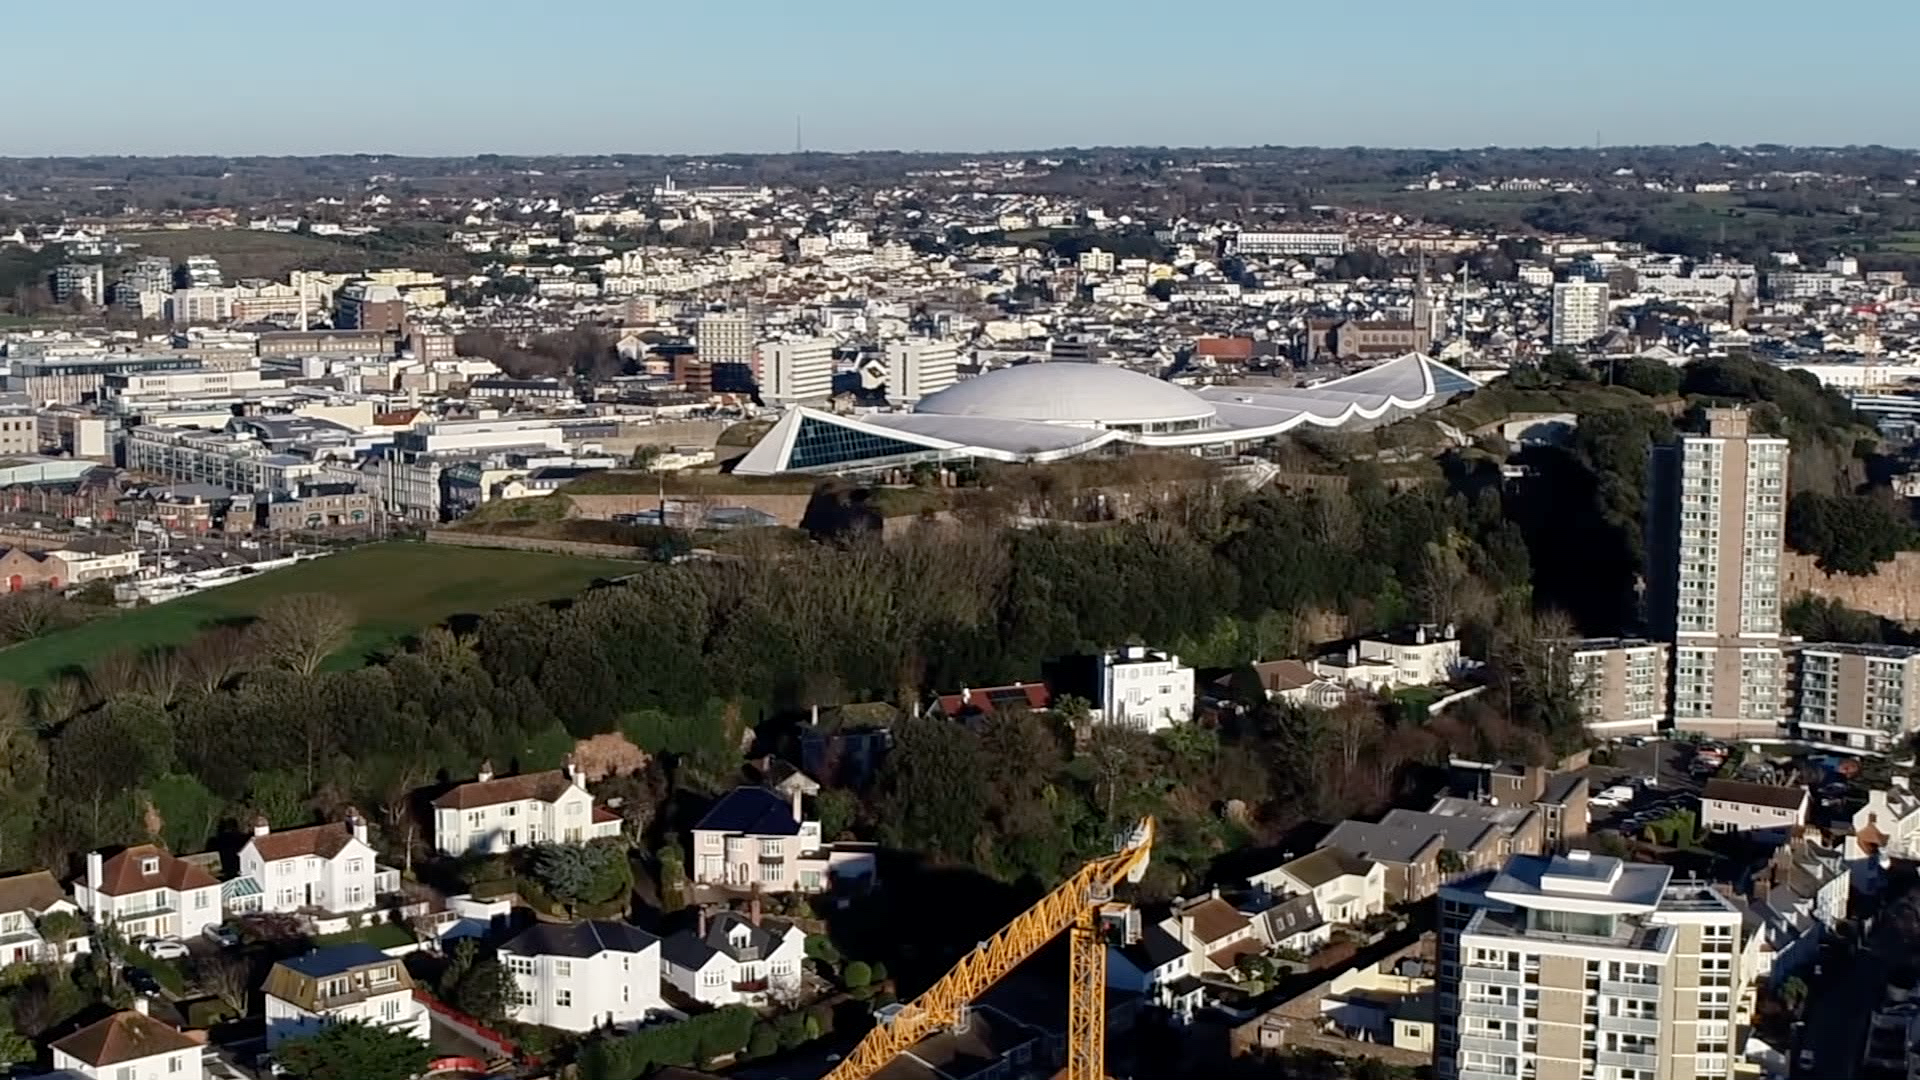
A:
<box><xmin>1784</xmin><ymin>549</ymin><xmax>1920</xmax><ymax>625</ymax></box>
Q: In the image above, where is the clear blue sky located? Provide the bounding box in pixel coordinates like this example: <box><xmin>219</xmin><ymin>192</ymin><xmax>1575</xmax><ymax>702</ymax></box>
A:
<box><xmin>9</xmin><ymin>0</ymin><xmax>1917</xmax><ymax>156</ymax></box>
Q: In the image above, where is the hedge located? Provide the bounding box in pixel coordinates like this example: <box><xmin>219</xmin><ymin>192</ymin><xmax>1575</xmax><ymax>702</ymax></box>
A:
<box><xmin>578</xmin><ymin>1005</ymin><xmax>756</xmax><ymax>1080</ymax></box>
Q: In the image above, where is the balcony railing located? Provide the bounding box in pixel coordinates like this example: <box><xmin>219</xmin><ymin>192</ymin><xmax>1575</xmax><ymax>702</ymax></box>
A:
<box><xmin>732</xmin><ymin>979</ymin><xmax>769</xmax><ymax>993</ymax></box>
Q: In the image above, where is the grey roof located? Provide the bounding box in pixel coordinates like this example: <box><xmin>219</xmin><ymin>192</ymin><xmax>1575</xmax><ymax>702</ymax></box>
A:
<box><xmin>1703</xmin><ymin>778</ymin><xmax>1809</xmax><ymax>811</ymax></box>
<box><xmin>279</xmin><ymin>943</ymin><xmax>390</xmax><ymax>978</ymax></box>
<box><xmin>502</xmin><ymin>919</ymin><xmax>657</xmax><ymax>959</ymax></box>
<box><xmin>1542</xmin><ymin>773</ymin><xmax>1587</xmax><ymax>805</ymax></box>
<box><xmin>696</xmin><ymin>787</ymin><xmax>801</xmax><ymax>836</ymax></box>
<box><xmin>1323</xmin><ymin>809</ymin><xmax>1498</xmax><ymax>865</ymax></box>
<box><xmin>1485</xmin><ymin>852</ymin><xmax>1672</xmax><ymax>910</ymax></box>
<box><xmin>660</xmin><ymin>911</ymin><xmax>795</xmax><ymax>970</ymax></box>
<box><xmin>1260</xmin><ymin>893</ymin><xmax>1325</xmax><ymax>943</ymax></box>
<box><xmin>1119</xmin><ymin>923</ymin><xmax>1188</xmax><ymax>973</ymax></box>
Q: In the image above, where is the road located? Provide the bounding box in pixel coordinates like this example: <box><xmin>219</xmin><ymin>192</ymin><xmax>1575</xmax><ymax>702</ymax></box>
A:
<box><xmin>1794</xmin><ymin>877</ymin><xmax>1920</xmax><ymax>1079</ymax></box>
<box><xmin>1606</xmin><ymin>739</ymin><xmax>1705</xmax><ymax>795</ymax></box>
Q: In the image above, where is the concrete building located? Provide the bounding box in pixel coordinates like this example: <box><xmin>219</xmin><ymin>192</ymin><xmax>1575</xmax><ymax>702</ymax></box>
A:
<box><xmin>333</xmin><ymin>281</ymin><xmax>407</xmax><ymax>333</ymax></box>
<box><xmin>180</xmin><ymin>255</ymin><xmax>222</xmax><ymax>289</ymax></box>
<box><xmin>1230</xmin><ymin>230</ymin><xmax>1349</xmax><ymax>257</ymax></box>
<box><xmin>1550</xmin><ymin>281</ymin><xmax>1610</xmax><ymax>347</ymax></box>
<box><xmin>1555</xmin><ymin>638</ymin><xmax>1671</xmax><ymax>736</ymax></box>
<box><xmin>167</xmin><ymin>287</ymin><xmax>233</xmax><ymax>325</ymax></box>
<box><xmin>886</xmin><ymin>338</ymin><xmax>960</xmax><ymax>403</ymax></box>
<box><xmin>75</xmin><ymin>846</ymin><xmax>222</xmax><ymax>940</ymax></box>
<box><xmin>697</xmin><ymin>312</ymin><xmax>756</xmax><ymax>367</ymax></box>
<box><xmin>1793</xmin><ymin>643</ymin><xmax>1920</xmax><ymax>751</ymax></box>
<box><xmin>7</xmin><ymin>355</ymin><xmax>201</xmax><ymax>405</ymax></box>
<box><xmin>1651</xmin><ymin>408</ymin><xmax>1790</xmax><ymax>738</ymax></box>
<box><xmin>50</xmin><ymin>263</ymin><xmax>105</xmax><ymax>306</ymax></box>
<box><xmin>1094</xmin><ymin>646</ymin><xmax>1195</xmax><ymax>733</ymax></box>
<box><xmin>1435</xmin><ymin>851</ymin><xmax>1742</xmax><ymax>1080</ymax></box>
<box><xmin>758</xmin><ymin>337</ymin><xmax>835</xmax><ymax>404</ymax></box>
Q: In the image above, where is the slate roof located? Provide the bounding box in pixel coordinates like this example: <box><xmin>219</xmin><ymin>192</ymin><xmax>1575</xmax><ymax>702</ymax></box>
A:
<box><xmin>660</xmin><ymin>911</ymin><xmax>797</xmax><ymax>970</ymax></box>
<box><xmin>503</xmin><ymin>919</ymin><xmax>658</xmax><ymax>959</ymax></box>
<box><xmin>1274</xmin><ymin>846</ymin><xmax>1375</xmax><ymax>888</ymax></box>
<box><xmin>1260</xmin><ymin>893</ymin><xmax>1325</xmax><ymax>944</ymax></box>
<box><xmin>279</xmin><ymin>942</ymin><xmax>391</xmax><ymax>979</ymax></box>
<box><xmin>695</xmin><ymin>787</ymin><xmax>801</xmax><ymax>836</ymax></box>
<box><xmin>1703</xmin><ymin>778</ymin><xmax>1808</xmax><ymax>811</ymax></box>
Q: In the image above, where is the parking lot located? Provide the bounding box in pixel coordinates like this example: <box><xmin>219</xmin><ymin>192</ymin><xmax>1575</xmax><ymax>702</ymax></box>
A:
<box><xmin>1578</xmin><ymin>738</ymin><xmax>1712</xmax><ymax>836</ymax></box>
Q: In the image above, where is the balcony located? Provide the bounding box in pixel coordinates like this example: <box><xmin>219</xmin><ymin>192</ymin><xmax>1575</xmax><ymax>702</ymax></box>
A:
<box><xmin>1597</xmin><ymin>1049</ymin><xmax>1659</xmax><ymax>1070</ymax></box>
<box><xmin>1463</xmin><ymin>965</ymin><xmax>1525</xmax><ymax>986</ymax></box>
<box><xmin>732</xmin><ymin>978</ymin><xmax>769</xmax><ymax>993</ymax></box>
<box><xmin>1457</xmin><ymin>1035</ymin><xmax>1520</xmax><ymax>1056</ymax></box>
<box><xmin>1599</xmin><ymin>979</ymin><xmax>1661</xmax><ymax>999</ymax></box>
<box><xmin>1595</xmin><ymin>1014</ymin><xmax>1661</xmax><ymax>1037</ymax></box>
<box><xmin>1460</xmin><ymin>1000</ymin><xmax>1521</xmax><ymax>1021</ymax></box>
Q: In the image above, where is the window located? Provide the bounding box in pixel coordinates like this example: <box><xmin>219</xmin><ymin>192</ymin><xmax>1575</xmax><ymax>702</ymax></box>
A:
<box><xmin>348</xmin><ymin>859</ymin><xmax>364</xmax><ymax>875</ymax></box>
<box><xmin>381</xmin><ymin>997</ymin><xmax>401</xmax><ymax>1020</ymax></box>
<box><xmin>170</xmin><ymin>1056</ymin><xmax>183</xmax><ymax>1074</ymax></box>
<box><xmin>703</xmin><ymin>969</ymin><xmax>725</xmax><ymax>987</ymax></box>
<box><xmin>194</xmin><ymin>891</ymin><xmax>209</xmax><ymax>910</ymax></box>
<box><xmin>761</xmin><ymin>862</ymin><xmax>781</xmax><ymax>884</ymax></box>
<box><xmin>508</xmin><ymin>957</ymin><xmax>535</xmax><ymax>975</ymax></box>
<box><xmin>140</xmin><ymin>857</ymin><xmax>159</xmax><ymax>875</ymax></box>
<box><xmin>555</xmin><ymin>988</ymin><xmax>572</xmax><ymax>1008</ymax></box>
<box><xmin>554</xmin><ymin>960</ymin><xmax>572</xmax><ymax>978</ymax></box>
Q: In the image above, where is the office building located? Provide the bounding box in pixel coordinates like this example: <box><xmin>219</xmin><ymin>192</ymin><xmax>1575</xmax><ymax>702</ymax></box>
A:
<box><xmin>6</xmin><ymin>355</ymin><xmax>201</xmax><ymax>405</ymax></box>
<box><xmin>1230</xmin><ymin>230</ymin><xmax>1350</xmax><ymax>257</ymax></box>
<box><xmin>1435</xmin><ymin>851</ymin><xmax>1741</xmax><ymax>1080</ymax></box>
<box><xmin>123</xmin><ymin>256</ymin><xmax>175</xmax><ymax>294</ymax></box>
<box><xmin>887</xmin><ymin>338</ymin><xmax>960</xmax><ymax>403</ymax></box>
<box><xmin>759</xmin><ymin>337</ymin><xmax>835</xmax><ymax>404</ymax></box>
<box><xmin>1550</xmin><ymin>281</ymin><xmax>1609</xmax><ymax>347</ymax></box>
<box><xmin>1794</xmin><ymin>643</ymin><xmax>1920</xmax><ymax>752</ymax></box>
<box><xmin>179</xmin><ymin>255</ymin><xmax>222</xmax><ymax>289</ymax></box>
<box><xmin>333</xmin><ymin>281</ymin><xmax>407</xmax><ymax>333</ymax></box>
<box><xmin>697</xmin><ymin>312</ymin><xmax>756</xmax><ymax>367</ymax></box>
<box><xmin>1652</xmin><ymin>408</ymin><xmax>1790</xmax><ymax>738</ymax></box>
<box><xmin>49</xmin><ymin>263</ymin><xmax>104</xmax><ymax>306</ymax></box>
<box><xmin>168</xmin><ymin>288</ymin><xmax>233</xmax><ymax>325</ymax></box>
<box><xmin>1553</xmin><ymin>638</ymin><xmax>1670</xmax><ymax>737</ymax></box>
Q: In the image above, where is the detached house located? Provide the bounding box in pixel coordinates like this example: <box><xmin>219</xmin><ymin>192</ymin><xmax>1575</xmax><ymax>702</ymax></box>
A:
<box><xmin>1106</xmin><ymin>893</ymin><xmax>1264</xmax><ymax>1025</ymax></box>
<box><xmin>661</xmin><ymin>909</ymin><xmax>807</xmax><ymax>1007</ymax></box>
<box><xmin>501</xmin><ymin>920</ymin><xmax>664</xmax><ymax>1032</ymax></box>
<box><xmin>264</xmin><ymin>943</ymin><xmax>427</xmax><ymax>1048</ymax></box>
<box><xmin>48</xmin><ymin>1001</ymin><xmax>203</xmax><ymax>1080</ymax></box>
<box><xmin>76</xmin><ymin>845</ymin><xmax>222</xmax><ymax>940</ymax></box>
<box><xmin>1249</xmin><ymin>847</ymin><xmax>1387</xmax><ymax>925</ymax></box>
<box><xmin>691</xmin><ymin>787</ymin><xmax>877</xmax><ymax>895</ymax></box>
<box><xmin>236</xmin><ymin>810</ymin><xmax>396</xmax><ymax>923</ymax></box>
<box><xmin>0</xmin><ymin>870</ymin><xmax>89</xmax><ymax>965</ymax></box>
<box><xmin>431</xmin><ymin>759</ymin><xmax>622</xmax><ymax>856</ymax></box>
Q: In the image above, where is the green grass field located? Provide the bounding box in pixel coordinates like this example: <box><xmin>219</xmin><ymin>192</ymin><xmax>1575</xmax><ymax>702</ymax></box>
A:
<box><xmin>0</xmin><ymin>542</ymin><xmax>637</xmax><ymax>687</ymax></box>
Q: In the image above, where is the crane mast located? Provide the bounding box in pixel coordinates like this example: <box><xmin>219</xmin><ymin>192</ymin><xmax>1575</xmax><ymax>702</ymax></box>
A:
<box><xmin>823</xmin><ymin>818</ymin><xmax>1155</xmax><ymax>1080</ymax></box>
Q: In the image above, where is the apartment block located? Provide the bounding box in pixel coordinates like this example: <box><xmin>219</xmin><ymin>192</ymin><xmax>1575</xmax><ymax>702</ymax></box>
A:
<box><xmin>1655</xmin><ymin>408</ymin><xmax>1790</xmax><ymax>738</ymax></box>
<box><xmin>887</xmin><ymin>338</ymin><xmax>960</xmax><ymax>403</ymax></box>
<box><xmin>759</xmin><ymin>337</ymin><xmax>836</xmax><ymax>404</ymax></box>
<box><xmin>1794</xmin><ymin>643</ymin><xmax>1920</xmax><ymax>752</ymax></box>
<box><xmin>1554</xmin><ymin>638</ymin><xmax>1670</xmax><ymax>737</ymax></box>
<box><xmin>697</xmin><ymin>312</ymin><xmax>756</xmax><ymax>367</ymax></box>
<box><xmin>1550</xmin><ymin>281</ymin><xmax>1609</xmax><ymax>347</ymax></box>
<box><xmin>1435</xmin><ymin>851</ymin><xmax>1742</xmax><ymax>1080</ymax></box>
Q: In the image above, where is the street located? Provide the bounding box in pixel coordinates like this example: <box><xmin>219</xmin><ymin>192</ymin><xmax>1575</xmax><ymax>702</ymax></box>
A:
<box><xmin>1795</xmin><ymin>874</ymin><xmax>1920</xmax><ymax>1079</ymax></box>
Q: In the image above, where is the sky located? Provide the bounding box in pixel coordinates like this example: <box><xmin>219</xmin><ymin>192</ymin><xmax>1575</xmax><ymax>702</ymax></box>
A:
<box><xmin>6</xmin><ymin>0</ymin><xmax>1918</xmax><ymax>156</ymax></box>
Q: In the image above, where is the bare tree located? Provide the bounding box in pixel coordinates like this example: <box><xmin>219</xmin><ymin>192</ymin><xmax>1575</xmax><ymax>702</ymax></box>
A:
<box><xmin>199</xmin><ymin>952</ymin><xmax>253</xmax><ymax>1014</ymax></box>
<box><xmin>248</xmin><ymin>593</ymin><xmax>354</xmax><ymax>677</ymax></box>
<box><xmin>181</xmin><ymin>625</ymin><xmax>253</xmax><ymax>695</ymax></box>
<box><xmin>1417</xmin><ymin>541</ymin><xmax>1469</xmax><ymax>627</ymax></box>
<box><xmin>0</xmin><ymin>591</ymin><xmax>69</xmax><ymax>645</ymax></box>
<box><xmin>135</xmin><ymin>647</ymin><xmax>185</xmax><ymax>707</ymax></box>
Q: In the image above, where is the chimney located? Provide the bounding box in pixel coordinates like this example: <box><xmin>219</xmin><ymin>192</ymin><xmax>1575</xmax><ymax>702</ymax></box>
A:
<box><xmin>790</xmin><ymin>787</ymin><xmax>804</xmax><ymax>824</ymax></box>
<box><xmin>85</xmin><ymin>851</ymin><xmax>103</xmax><ymax>918</ymax></box>
<box><xmin>251</xmin><ymin>815</ymin><xmax>270</xmax><ymax>838</ymax></box>
<box><xmin>750</xmin><ymin>891</ymin><xmax>763</xmax><ymax>926</ymax></box>
<box><xmin>345</xmin><ymin>807</ymin><xmax>368</xmax><ymax>847</ymax></box>
<box><xmin>477</xmin><ymin>759</ymin><xmax>494</xmax><ymax>783</ymax></box>
<box><xmin>563</xmin><ymin>754</ymin><xmax>578</xmax><ymax>783</ymax></box>
<box><xmin>697</xmin><ymin>906</ymin><xmax>709</xmax><ymax>938</ymax></box>
<box><xmin>1179</xmin><ymin>912</ymin><xmax>1196</xmax><ymax>948</ymax></box>
<box><xmin>132</xmin><ymin>995</ymin><xmax>150</xmax><ymax>1016</ymax></box>
<box><xmin>959</xmin><ymin>685</ymin><xmax>971</xmax><ymax>706</ymax></box>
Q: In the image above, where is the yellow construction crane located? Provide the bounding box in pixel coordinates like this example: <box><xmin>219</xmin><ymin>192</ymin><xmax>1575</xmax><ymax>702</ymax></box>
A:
<box><xmin>823</xmin><ymin>818</ymin><xmax>1155</xmax><ymax>1080</ymax></box>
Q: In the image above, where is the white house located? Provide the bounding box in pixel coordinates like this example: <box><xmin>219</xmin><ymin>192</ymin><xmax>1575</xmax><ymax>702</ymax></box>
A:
<box><xmin>1251</xmin><ymin>892</ymin><xmax>1333</xmax><ymax>957</ymax></box>
<box><xmin>237</xmin><ymin>810</ymin><xmax>395</xmax><ymax>918</ymax></box>
<box><xmin>1315</xmin><ymin>624</ymin><xmax>1468</xmax><ymax>692</ymax></box>
<box><xmin>660</xmin><ymin>910</ymin><xmax>806</xmax><ymax>1007</ymax></box>
<box><xmin>430</xmin><ymin>760</ymin><xmax>622</xmax><ymax>856</ymax></box>
<box><xmin>1849</xmin><ymin>779</ymin><xmax>1920</xmax><ymax>892</ymax></box>
<box><xmin>48</xmin><ymin>1001</ymin><xmax>202</xmax><ymax>1080</ymax></box>
<box><xmin>501</xmin><ymin>920</ymin><xmax>664</xmax><ymax>1032</ymax></box>
<box><xmin>75</xmin><ymin>845</ymin><xmax>222</xmax><ymax>940</ymax></box>
<box><xmin>0</xmin><ymin>870</ymin><xmax>90</xmax><ymax>965</ymax></box>
<box><xmin>263</xmin><ymin>943</ymin><xmax>427</xmax><ymax>1048</ymax></box>
<box><xmin>1248</xmin><ymin>847</ymin><xmax>1387</xmax><ymax>926</ymax></box>
<box><xmin>1095</xmin><ymin>646</ymin><xmax>1195</xmax><ymax>733</ymax></box>
<box><xmin>691</xmin><ymin>787</ymin><xmax>878</xmax><ymax>895</ymax></box>
<box><xmin>1106</xmin><ymin>893</ymin><xmax>1265</xmax><ymax>1025</ymax></box>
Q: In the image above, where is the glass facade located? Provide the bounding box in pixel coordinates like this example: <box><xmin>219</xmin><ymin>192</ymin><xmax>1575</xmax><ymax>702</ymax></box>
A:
<box><xmin>785</xmin><ymin>416</ymin><xmax>940</xmax><ymax>471</ymax></box>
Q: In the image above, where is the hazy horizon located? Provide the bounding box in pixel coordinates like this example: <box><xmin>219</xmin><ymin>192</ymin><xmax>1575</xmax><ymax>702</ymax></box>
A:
<box><xmin>6</xmin><ymin>0</ymin><xmax>1917</xmax><ymax>156</ymax></box>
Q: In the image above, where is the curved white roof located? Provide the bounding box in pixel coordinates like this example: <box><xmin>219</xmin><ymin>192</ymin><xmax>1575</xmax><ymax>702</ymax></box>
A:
<box><xmin>914</xmin><ymin>362</ymin><xmax>1215</xmax><ymax>426</ymax></box>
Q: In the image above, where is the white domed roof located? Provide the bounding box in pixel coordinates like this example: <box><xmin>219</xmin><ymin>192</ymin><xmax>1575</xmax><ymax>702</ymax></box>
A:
<box><xmin>915</xmin><ymin>363</ymin><xmax>1214</xmax><ymax>426</ymax></box>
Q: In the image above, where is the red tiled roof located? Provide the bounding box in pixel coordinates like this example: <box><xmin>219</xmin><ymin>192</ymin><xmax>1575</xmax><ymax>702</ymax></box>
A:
<box><xmin>93</xmin><ymin>845</ymin><xmax>218</xmax><ymax>897</ymax></box>
<box><xmin>51</xmin><ymin>1010</ymin><xmax>197</xmax><ymax>1066</ymax></box>
<box><xmin>248</xmin><ymin>823</ymin><xmax>358</xmax><ymax>863</ymax></box>
<box><xmin>931</xmin><ymin>683</ymin><xmax>1051</xmax><ymax>719</ymax></box>
<box><xmin>432</xmin><ymin>769</ymin><xmax>575</xmax><ymax>810</ymax></box>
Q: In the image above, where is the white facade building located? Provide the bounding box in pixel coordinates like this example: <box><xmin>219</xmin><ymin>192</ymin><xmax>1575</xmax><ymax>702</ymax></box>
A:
<box><xmin>49</xmin><ymin>1004</ymin><xmax>202</xmax><ymax>1080</ymax></box>
<box><xmin>690</xmin><ymin>787</ymin><xmax>879</xmax><ymax>895</ymax></box>
<box><xmin>236</xmin><ymin>812</ymin><xmax>395</xmax><ymax>917</ymax></box>
<box><xmin>76</xmin><ymin>845</ymin><xmax>222</xmax><ymax>940</ymax></box>
<box><xmin>887</xmin><ymin>339</ymin><xmax>960</xmax><ymax>403</ymax></box>
<box><xmin>501</xmin><ymin>920</ymin><xmax>664</xmax><ymax>1032</ymax></box>
<box><xmin>431</xmin><ymin>761</ymin><xmax>623</xmax><ymax>856</ymax></box>
<box><xmin>696</xmin><ymin>313</ymin><xmax>755</xmax><ymax>366</ymax></box>
<box><xmin>1095</xmin><ymin>646</ymin><xmax>1195</xmax><ymax>733</ymax></box>
<box><xmin>660</xmin><ymin>911</ymin><xmax>807</xmax><ymax>1007</ymax></box>
<box><xmin>264</xmin><ymin>944</ymin><xmax>426</xmax><ymax>1049</ymax></box>
<box><xmin>759</xmin><ymin>337</ymin><xmax>836</xmax><ymax>404</ymax></box>
<box><xmin>1550</xmin><ymin>281</ymin><xmax>1610</xmax><ymax>347</ymax></box>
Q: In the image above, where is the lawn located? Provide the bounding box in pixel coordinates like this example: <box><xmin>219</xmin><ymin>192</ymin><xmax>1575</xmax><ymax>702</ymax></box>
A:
<box><xmin>314</xmin><ymin>921</ymin><xmax>418</xmax><ymax>950</ymax></box>
<box><xmin>0</xmin><ymin>542</ymin><xmax>637</xmax><ymax>687</ymax></box>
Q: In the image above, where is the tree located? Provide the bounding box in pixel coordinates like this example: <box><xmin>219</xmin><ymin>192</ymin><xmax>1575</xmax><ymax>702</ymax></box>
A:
<box><xmin>529</xmin><ymin>840</ymin><xmax>631</xmax><ymax>909</ymax></box>
<box><xmin>36</xmin><ymin>910</ymin><xmax>83</xmax><ymax>952</ymax></box>
<box><xmin>842</xmin><ymin>960</ymin><xmax>872</xmax><ymax>989</ymax></box>
<box><xmin>249</xmin><ymin>593</ymin><xmax>354</xmax><ymax>677</ymax></box>
<box><xmin>1781</xmin><ymin>975</ymin><xmax>1809</xmax><ymax>1014</ymax></box>
<box><xmin>803</xmin><ymin>934</ymin><xmax>841</xmax><ymax>971</ymax></box>
<box><xmin>453</xmin><ymin>956</ymin><xmax>516</xmax><ymax>1024</ymax></box>
<box><xmin>746</xmin><ymin>1025</ymin><xmax>779</xmax><ymax>1059</ymax></box>
<box><xmin>274</xmin><ymin>1020</ymin><xmax>430</xmax><ymax>1080</ymax></box>
<box><xmin>0</xmin><ymin>1013</ymin><xmax>30</xmax><ymax>1067</ymax></box>
<box><xmin>199</xmin><ymin>952</ymin><xmax>252</xmax><ymax>1014</ymax></box>
<box><xmin>51</xmin><ymin>695</ymin><xmax>173</xmax><ymax>840</ymax></box>
<box><xmin>816</xmin><ymin>789</ymin><xmax>857</xmax><ymax>840</ymax></box>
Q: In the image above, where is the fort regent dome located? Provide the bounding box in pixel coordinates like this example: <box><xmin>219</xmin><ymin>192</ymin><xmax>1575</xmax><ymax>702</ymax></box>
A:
<box><xmin>731</xmin><ymin>352</ymin><xmax>1480</xmax><ymax>477</ymax></box>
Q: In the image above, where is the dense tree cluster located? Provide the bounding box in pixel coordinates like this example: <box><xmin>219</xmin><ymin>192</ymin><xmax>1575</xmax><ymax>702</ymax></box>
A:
<box><xmin>1787</xmin><ymin>490</ymin><xmax>1918</xmax><ymax>575</ymax></box>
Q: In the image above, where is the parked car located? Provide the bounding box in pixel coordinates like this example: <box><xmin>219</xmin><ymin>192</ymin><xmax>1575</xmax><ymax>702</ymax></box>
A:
<box><xmin>126</xmin><ymin>968</ymin><xmax>161</xmax><ymax>996</ymax></box>
<box><xmin>140</xmin><ymin>936</ymin><xmax>189</xmax><ymax>961</ymax></box>
<box><xmin>203</xmin><ymin>925</ymin><xmax>240</xmax><ymax>949</ymax></box>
